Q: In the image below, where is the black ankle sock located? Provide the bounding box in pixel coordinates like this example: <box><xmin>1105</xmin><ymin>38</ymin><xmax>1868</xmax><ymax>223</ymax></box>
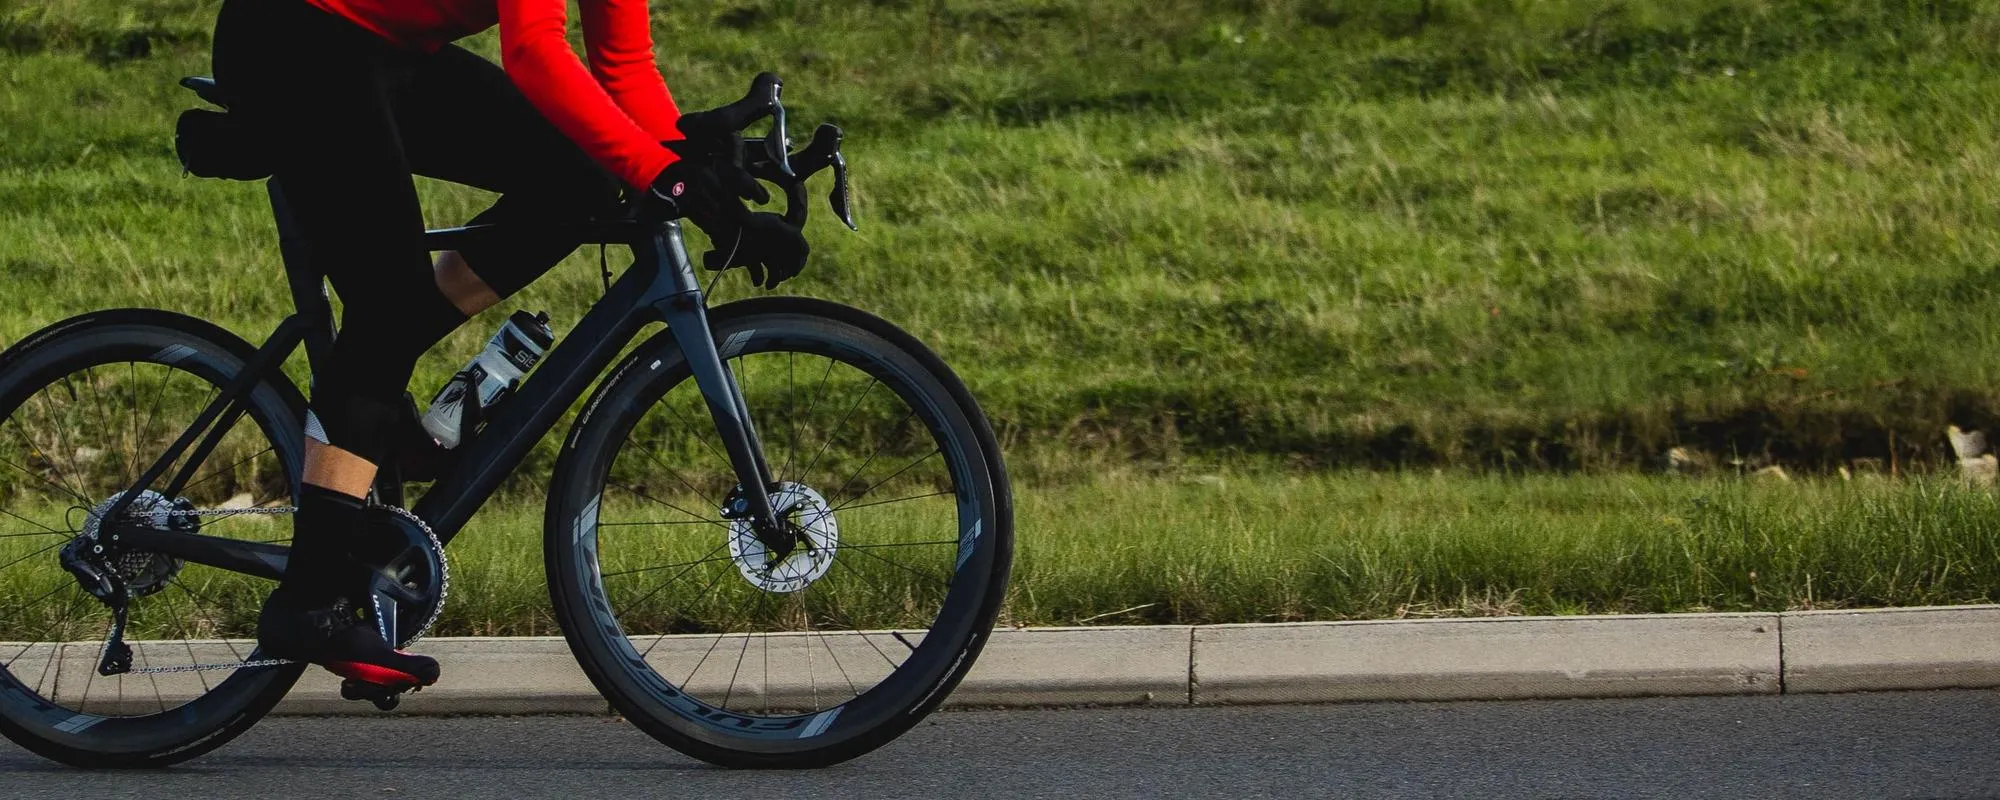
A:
<box><xmin>276</xmin><ymin>484</ymin><xmax>368</xmax><ymax>606</ymax></box>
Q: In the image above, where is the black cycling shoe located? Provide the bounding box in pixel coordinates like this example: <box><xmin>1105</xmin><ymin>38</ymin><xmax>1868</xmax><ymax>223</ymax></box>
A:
<box><xmin>257</xmin><ymin>595</ymin><xmax>440</xmax><ymax>689</ymax></box>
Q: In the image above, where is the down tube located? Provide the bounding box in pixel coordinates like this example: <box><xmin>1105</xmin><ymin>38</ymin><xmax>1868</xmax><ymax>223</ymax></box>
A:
<box><xmin>412</xmin><ymin>263</ymin><xmax>663</xmax><ymax>545</ymax></box>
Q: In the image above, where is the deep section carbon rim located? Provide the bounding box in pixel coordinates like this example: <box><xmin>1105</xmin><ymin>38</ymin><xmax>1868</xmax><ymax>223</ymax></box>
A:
<box><xmin>0</xmin><ymin>315</ymin><xmax>305</xmax><ymax>766</ymax></box>
<box><xmin>553</xmin><ymin>306</ymin><xmax>1005</xmax><ymax>763</ymax></box>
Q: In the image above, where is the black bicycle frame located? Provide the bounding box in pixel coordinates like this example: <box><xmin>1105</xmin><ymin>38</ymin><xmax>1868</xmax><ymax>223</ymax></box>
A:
<box><xmin>115</xmin><ymin>178</ymin><xmax>783</xmax><ymax>579</ymax></box>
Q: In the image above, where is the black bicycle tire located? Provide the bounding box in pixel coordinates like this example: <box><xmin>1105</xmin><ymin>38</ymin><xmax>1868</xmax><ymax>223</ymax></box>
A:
<box><xmin>545</xmin><ymin>297</ymin><xmax>1012</xmax><ymax>768</ymax></box>
<box><xmin>0</xmin><ymin>309</ymin><xmax>309</xmax><ymax>769</ymax></box>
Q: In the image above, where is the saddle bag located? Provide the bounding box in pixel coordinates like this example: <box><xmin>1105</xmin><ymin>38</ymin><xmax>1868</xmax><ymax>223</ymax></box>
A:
<box><xmin>173</xmin><ymin>109</ymin><xmax>272</xmax><ymax>181</ymax></box>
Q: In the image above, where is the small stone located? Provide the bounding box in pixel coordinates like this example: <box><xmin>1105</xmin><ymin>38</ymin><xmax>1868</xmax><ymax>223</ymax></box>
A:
<box><xmin>1963</xmin><ymin>454</ymin><xmax>1998</xmax><ymax>487</ymax></box>
<box><xmin>1949</xmin><ymin>426</ymin><xmax>1989</xmax><ymax>460</ymax></box>
<box><xmin>1666</xmin><ymin>447</ymin><xmax>1713</xmax><ymax>475</ymax></box>
<box><xmin>1751</xmin><ymin>465</ymin><xmax>1790</xmax><ymax>482</ymax></box>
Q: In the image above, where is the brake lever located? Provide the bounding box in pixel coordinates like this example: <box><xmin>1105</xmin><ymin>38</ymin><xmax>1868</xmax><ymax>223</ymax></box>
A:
<box><xmin>677</xmin><ymin>72</ymin><xmax>791</xmax><ymax>177</ymax></box>
<box><xmin>744</xmin><ymin>124</ymin><xmax>858</xmax><ymax>231</ymax></box>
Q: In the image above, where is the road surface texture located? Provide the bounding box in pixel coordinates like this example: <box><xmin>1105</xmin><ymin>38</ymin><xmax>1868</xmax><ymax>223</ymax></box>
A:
<box><xmin>5</xmin><ymin>691</ymin><xmax>1999</xmax><ymax>798</ymax></box>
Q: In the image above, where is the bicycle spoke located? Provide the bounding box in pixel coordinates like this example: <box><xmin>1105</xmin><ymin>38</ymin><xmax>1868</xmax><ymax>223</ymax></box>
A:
<box><xmin>609</xmin><ymin>482</ymin><xmax>729</xmax><ymax>530</ymax></box>
<box><xmin>796</xmin><ymin>378</ymin><xmax>878</xmax><ymax>487</ymax></box>
<box><xmin>79</xmin><ymin>623</ymin><xmax>100</xmax><ymax>713</ymax></box>
<box><xmin>136</xmin><ymin>361</ymin><xmax>179</xmax><ymax>465</ymax></box>
<box><xmin>680</xmin><ymin>624</ymin><xmax>729</xmax><ymax>687</ymax></box>
<box><xmin>794</xmin><ymin>488</ymin><xmax>955</xmax><ymax>534</ymax></box>
<box><xmin>180</xmin><ymin>444</ymin><xmax>272</xmax><ymax>495</ymax></box>
<box><xmin>806</xmin><ymin>597</ymin><xmax>861</xmax><ymax>704</ymax></box>
<box><xmin>832</xmin><ymin>451</ymin><xmax>942</xmax><ymax>511</ymax></box>
<box><xmin>832</xmin><ymin>539</ymin><xmax>959</xmax><ymax>552</ymax></box>
<box><xmin>721</xmin><ymin>630</ymin><xmax>753</xmax><ymax>711</ymax></box>
<box><xmin>24</xmin><ymin>589</ymin><xmax>88</xmax><ymax>697</ymax></box>
<box><xmin>825</xmin><ymin>408</ymin><xmax>917</xmax><ymax>500</ymax></box>
<box><xmin>0</xmin><ymin>434</ymin><xmax>88</xmax><ymax>504</ymax></box>
<box><xmin>0</xmin><ymin>583</ymin><xmax>80</xmax><ymax>655</ymax></box>
<box><xmin>0</xmin><ymin>504</ymin><xmax>65</xmax><ymax>536</ymax></box>
<box><xmin>136</xmin><ymin>642</ymin><xmax>168</xmax><ymax>715</ymax></box>
<box><xmin>601</xmin><ymin>552</ymin><xmax>739</xmax><ymax>579</ymax></box>
<box><xmin>655</xmin><ymin>396</ymin><xmax>735</xmax><ymax>476</ymax></box>
<box><xmin>40</xmin><ymin>378</ymin><xmax>96</xmax><ymax>501</ymax></box>
<box><xmin>635</xmin><ymin>443</ymin><xmax>716</xmax><ymax>509</ymax></box>
<box><xmin>779</xmin><ymin>356</ymin><xmax>837</xmax><ymax>483</ymax></box>
<box><xmin>831</xmin><ymin>490</ymin><xmax>956</xmax><ymax>518</ymax></box>
<box><xmin>170</xmin><ymin>578</ymin><xmax>246</xmax><ymax>663</ymax></box>
<box><xmin>783</xmin><ymin>351</ymin><xmax>798</xmax><ymax>484</ymax></box>
<box><xmin>126</xmin><ymin>361</ymin><xmax>140</xmax><ymax>479</ymax></box>
<box><xmin>841</xmin><ymin>540</ymin><xmax>952</xmax><ymax>590</ymax></box>
<box><xmin>0</xmin><ymin>537</ymin><xmax>72</xmax><ymax>575</ymax></box>
<box><xmin>598</xmin><ymin>519</ymin><xmax>715</xmax><ymax>528</ymax></box>
<box><xmin>81</xmin><ymin>366</ymin><xmax>119</xmax><ymax>483</ymax></box>
<box><xmin>160</xmin><ymin>590</ymin><xmax>212</xmax><ymax>695</ymax></box>
<box><xmin>617</xmin><ymin>540</ymin><xmax>732</xmax><ymax>632</ymax></box>
<box><xmin>639</xmin><ymin>557</ymin><xmax>738</xmax><ymax>662</ymax></box>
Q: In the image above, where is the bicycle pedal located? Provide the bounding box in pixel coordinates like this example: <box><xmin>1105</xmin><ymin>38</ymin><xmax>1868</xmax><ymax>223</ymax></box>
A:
<box><xmin>339</xmin><ymin>678</ymin><xmax>410</xmax><ymax>712</ymax></box>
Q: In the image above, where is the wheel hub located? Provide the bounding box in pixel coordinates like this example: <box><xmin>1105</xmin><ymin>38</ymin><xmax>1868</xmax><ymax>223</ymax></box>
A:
<box><xmin>726</xmin><ymin>482</ymin><xmax>839</xmax><ymax>593</ymax></box>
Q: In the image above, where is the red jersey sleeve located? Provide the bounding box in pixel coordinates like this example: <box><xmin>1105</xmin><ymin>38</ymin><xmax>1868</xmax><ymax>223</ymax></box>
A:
<box><xmin>579</xmin><ymin>0</ymin><xmax>682</xmax><ymax>143</ymax></box>
<box><xmin>496</xmin><ymin>0</ymin><xmax>677</xmax><ymax>188</ymax></box>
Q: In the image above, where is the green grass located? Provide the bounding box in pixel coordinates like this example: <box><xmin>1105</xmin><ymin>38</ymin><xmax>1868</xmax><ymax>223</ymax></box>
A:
<box><xmin>6</xmin><ymin>472</ymin><xmax>1998</xmax><ymax>639</ymax></box>
<box><xmin>6</xmin><ymin>2</ymin><xmax>2000</xmax><ymax>635</ymax></box>
<box><xmin>6</xmin><ymin>0</ymin><xmax>2000</xmax><ymax>472</ymax></box>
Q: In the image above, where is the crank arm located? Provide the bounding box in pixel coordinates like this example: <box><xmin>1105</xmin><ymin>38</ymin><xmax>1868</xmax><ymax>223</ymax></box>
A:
<box><xmin>371</xmin><ymin>577</ymin><xmax>399</xmax><ymax>648</ymax></box>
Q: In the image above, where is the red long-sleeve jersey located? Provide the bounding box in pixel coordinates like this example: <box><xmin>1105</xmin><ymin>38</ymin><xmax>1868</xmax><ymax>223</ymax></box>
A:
<box><xmin>305</xmin><ymin>0</ymin><xmax>679</xmax><ymax>188</ymax></box>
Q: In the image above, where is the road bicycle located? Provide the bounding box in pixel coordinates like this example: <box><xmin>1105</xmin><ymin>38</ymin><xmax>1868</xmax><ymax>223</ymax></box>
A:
<box><xmin>0</xmin><ymin>73</ymin><xmax>1012</xmax><ymax>769</ymax></box>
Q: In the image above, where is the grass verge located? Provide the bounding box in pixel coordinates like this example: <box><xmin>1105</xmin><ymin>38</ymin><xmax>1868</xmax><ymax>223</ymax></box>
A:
<box><xmin>8</xmin><ymin>1</ymin><xmax>2000</xmax><ymax>471</ymax></box>
<box><xmin>5</xmin><ymin>472</ymin><xmax>1996</xmax><ymax>639</ymax></box>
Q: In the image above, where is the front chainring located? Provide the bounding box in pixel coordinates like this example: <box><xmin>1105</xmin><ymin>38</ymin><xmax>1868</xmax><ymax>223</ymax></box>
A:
<box><xmin>365</xmin><ymin>504</ymin><xmax>449</xmax><ymax>649</ymax></box>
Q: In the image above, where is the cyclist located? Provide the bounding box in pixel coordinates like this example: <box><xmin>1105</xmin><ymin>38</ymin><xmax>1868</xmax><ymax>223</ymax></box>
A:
<box><xmin>211</xmin><ymin>0</ymin><xmax>807</xmax><ymax>693</ymax></box>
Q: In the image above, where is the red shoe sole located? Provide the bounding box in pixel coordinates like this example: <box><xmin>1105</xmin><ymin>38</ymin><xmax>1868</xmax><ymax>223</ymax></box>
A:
<box><xmin>324</xmin><ymin>660</ymin><xmax>431</xmax><ymax>688</ymax></box>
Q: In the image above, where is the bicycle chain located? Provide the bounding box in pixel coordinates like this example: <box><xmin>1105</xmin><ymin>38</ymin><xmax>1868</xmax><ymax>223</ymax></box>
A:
<box><xmin>162</xmin><ymin>505</ymin><xmax>298</xmax><ymax>517</ymax></box>
<box><xmin>127</xmin><ymin>657</ymin><xmax>295</xmax><ymax>675</ymax></box>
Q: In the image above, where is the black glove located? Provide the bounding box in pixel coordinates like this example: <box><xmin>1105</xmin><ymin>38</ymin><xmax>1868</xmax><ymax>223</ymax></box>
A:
<box><xmin>651</xmin><ymin>142</ymin><xmax>808</xmax><ymax>289</ymax></box>
<box><xmin>649</xmin><ymin>141</ymin><xmax>764</xmax><ymax>224</ymax></box>
<box><xmin>700</xmin><ymin>211</ymin><xmax>809</xmax><ymax>290</ymax></box>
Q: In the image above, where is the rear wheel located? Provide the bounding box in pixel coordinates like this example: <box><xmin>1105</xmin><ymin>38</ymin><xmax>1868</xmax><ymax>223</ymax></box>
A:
<box><xmin>0</xmin><ymin>310</ymin><xmax>308</xmax><ymax>768</ymax></box>
<box><xmin>547</xmin><ymin>298</ymin><xmax>1011</xmax><ymax>768</ymax></box>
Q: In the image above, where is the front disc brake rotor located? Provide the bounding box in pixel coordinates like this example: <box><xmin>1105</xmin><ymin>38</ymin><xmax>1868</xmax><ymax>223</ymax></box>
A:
<box><xmin>726</xmin><ymin>482</ymin><xmax>839</xmax><ymax>593</ymax></box>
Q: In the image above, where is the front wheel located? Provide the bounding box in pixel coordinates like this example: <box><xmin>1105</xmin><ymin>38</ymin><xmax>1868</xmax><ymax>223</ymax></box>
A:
<box><xmin>546</xmin><ymin>297</ymin><xmax>1012</xmax><ymax>768</ymax></box>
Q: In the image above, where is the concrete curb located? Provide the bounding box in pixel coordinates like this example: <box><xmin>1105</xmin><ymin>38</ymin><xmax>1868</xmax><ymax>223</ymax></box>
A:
<box><xmin>35</xmin><ymin>606</ymin><xmax>1998</xmax><ymax>715</ymax></box>
<box><xmin>1191</xmin><ymin>614</ymin><xmax>1781</xmax><ymax>704</ymax></box>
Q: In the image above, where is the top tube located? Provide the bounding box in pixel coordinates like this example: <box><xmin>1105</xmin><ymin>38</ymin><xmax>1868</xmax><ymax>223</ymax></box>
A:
<box><xmin>420</xmin><ymin>205</ymin><xmax>671</xmax><ymax>253</ymax></box>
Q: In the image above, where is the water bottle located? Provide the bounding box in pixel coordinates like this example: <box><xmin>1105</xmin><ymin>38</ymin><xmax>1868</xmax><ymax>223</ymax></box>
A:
<box><xmin>421</xmin><ymin>310</ymin><xmax>555</xmax><ymax>449</ymax></box>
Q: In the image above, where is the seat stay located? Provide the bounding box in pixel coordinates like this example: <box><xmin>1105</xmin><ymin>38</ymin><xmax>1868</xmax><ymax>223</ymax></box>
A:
<box><xmin>98</xmin><ymin>315</ymin><xmax>314</xmax><ymax>528</ymax></box>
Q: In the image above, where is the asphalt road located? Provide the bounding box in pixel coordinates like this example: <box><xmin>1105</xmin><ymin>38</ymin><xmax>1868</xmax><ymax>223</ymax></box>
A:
<box><xmin>5</xmin><ymin>691</ymin><xmax>2000</xmax><ymax>798</ymax></box>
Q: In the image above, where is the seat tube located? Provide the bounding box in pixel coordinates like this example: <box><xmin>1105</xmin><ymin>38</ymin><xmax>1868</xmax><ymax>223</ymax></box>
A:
<box><xmin>648</xmin><ymin>222</ymin><xmax>782</xmax><ymax>529</ymax></box>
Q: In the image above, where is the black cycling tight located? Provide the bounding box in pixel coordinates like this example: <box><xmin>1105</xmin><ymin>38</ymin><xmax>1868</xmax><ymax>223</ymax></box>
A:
<box><xmin>213</xmin><ymin>0</ymin><xmax>620</xmax><ymax>464</ymax></box>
